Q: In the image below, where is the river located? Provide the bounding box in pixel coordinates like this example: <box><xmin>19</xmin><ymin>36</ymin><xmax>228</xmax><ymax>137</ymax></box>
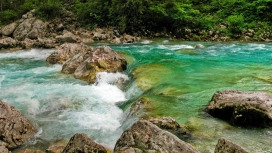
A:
<box><xmin>1</xmin><ymin>40</ymin><xmax>272</xmax><ymax>152</ymax></box>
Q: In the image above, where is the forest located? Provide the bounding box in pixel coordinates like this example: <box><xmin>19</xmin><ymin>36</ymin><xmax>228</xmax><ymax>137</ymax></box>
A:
<box><xmin>0</xmin><ymin>0</ymin><xmax>272</xmax><ymax>38</ymax></box>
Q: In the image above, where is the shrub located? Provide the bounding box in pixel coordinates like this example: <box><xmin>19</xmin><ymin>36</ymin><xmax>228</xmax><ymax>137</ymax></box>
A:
<box><xmin>226</xmin><ymin>15</ymin><xmax>245</xmax><ymax>34</ymax></box>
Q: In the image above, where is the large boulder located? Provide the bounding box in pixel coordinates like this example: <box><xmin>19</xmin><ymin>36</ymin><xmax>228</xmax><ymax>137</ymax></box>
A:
<box><xmin>0</xmin><ymin>37</ymin><xmax>18</xmax><ymax>49</ymax></box>
<box><xmin>114</xmin><ymin>120</ymin><xmax>199</xmax><ymax>153</ymax></box>
<box><xmin>62</xmin><ymin>133</ymin><xmax>107</xmax><ymax>153</ymax></box>
<box><xmin>207</xmin><ymin>90</ymin><xmax>272</xmax><ymax>127</ymax></box>
<box><xmin>1</xmin><ymin>22</ymin><xmax>19</xmax><ymax>36</ymax></box>
<box><xmin>214</xmin><ymin>138</ymin><xmax>249</xmax><ymax>153</ymax></box>
<box><xmin>46</xmin><ymin>43</ymin><xmax>92</xmax><ymax>64</ymax></box>
<box><xmin>13</xmin><ymin>10</ymin><xmax>48</xmax><ymax>41</ymax></box>
<box><xmin>74</xmin><ymin>46</ymin><xmax>127</xmax><ymax>84</ymax></box>
<box><xmin>0</xmin><ymin>100</ymin><xmax>36</xmax><ymax>149</ymax></box>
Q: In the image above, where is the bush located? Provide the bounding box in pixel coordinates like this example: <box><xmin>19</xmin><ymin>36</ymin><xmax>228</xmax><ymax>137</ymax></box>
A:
<box><xmin>36</xmin><ymin>0</ymin><xmax>62</xmax><ymax>19</ymax></box>
<box><xmin>0</xmin><ymin>10</ymin><xmax>18</xmax><ymax>25</ymax></box>
<box><xmin>226</xmin><ymin>15</ymin><xmax>245</xmax><ymax>34</ymax></box>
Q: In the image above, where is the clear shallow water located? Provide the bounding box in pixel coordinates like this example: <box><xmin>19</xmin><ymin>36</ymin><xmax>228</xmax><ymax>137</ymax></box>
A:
<box><xmin>1</xmin><ymin>41</ymin><xmax>272</xmax><ymax>152</ymax></box>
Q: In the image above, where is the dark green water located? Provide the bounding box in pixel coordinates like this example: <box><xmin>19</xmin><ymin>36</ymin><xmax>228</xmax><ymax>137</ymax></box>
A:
<box><xmin>1</xmin><ymin>40</ymin><xmax>272</xmax><ymax>152</ymax></box>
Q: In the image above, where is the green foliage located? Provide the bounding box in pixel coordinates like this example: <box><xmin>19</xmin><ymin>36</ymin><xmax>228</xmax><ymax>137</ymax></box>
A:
<box><xmin>226</xmin><ymin>15</ymin><xmax>245</xmax><ymax>34</ymax></box>
<box><xmin>0</xmin><ymin>0</ymin><xmax>272</xmax><ymax>39</ymax></box>
<box><xmin>36</xmin><ymin>0</ymin><xmax>62</xmax><ymax>19</ymax></box>
<box><xmin>0</xmin><ymin>10</ymin><xmax>18</xmax><ymax>24</ymax></box>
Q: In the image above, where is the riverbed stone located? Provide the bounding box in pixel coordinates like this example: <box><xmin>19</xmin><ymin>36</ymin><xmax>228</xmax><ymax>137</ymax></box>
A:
<box><xmin>207</xmin><ymin>90</ymin><xmax>272</xmax><ymax>127</ymax></box>
<box><xmin>46</xmin><ymin>43</ymin><xmax>92</xmax><ymax>64</ymax></box>
<box><xmin>0</xmin><ymin>100</ymin><xmax>36</xmax><ymax>149</ymax></box>
<box><xmin>74</xmin><ymin>46</ymin><xmax>127</xmax><ymax>84</ymax></box>
<box><xmin>214</xmin><ymin>138</ymin><xmax>249</xmax><ymax>153</ymax></box>
<box><xmin>62</xmin><ymin>133</ymin><xmax>107</xmax><ymax>153</ymax></box>
<box><xmin>114</xmin><ymin>120</ymin><xmax>199</xmax><ymax>153</ymax></box>
<box><xmin>56</xmin><ymin>30</ymin><xmax>80</xmax><ymax>43</ymax></box>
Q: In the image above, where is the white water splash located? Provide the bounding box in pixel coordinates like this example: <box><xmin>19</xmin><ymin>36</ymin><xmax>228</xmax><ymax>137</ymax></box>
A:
<box><xmin>158</xmin><ymin>44</ymin><xmax>194</xmax><ymax>50</ymax></box>
<box><xmin>0</xmin><ymin>49</ymin><xmax>54</xmax><ymax>60</ymax></box>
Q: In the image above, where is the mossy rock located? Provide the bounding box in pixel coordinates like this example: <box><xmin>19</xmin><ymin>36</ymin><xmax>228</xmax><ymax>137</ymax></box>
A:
<box><xmin>132</xmin><ymin>64</ymin><xmax>173</xmax><ymax>91</ymax></box>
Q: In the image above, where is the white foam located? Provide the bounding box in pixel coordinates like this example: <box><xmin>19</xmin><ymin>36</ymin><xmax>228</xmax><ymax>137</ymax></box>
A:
<box><xmin>0</xmin><ymin>49</ymin><xmax>54</xmax><ymax>60</ymax></box>
<box><xmin>158</xmin><ymin>44</ymin><xmax>194</xmax><ymax>50</ymax></box>
<box><xmin>141</xmin><ymin>40</ymin><xmax>152</xmax><ymax>44</ymax></box>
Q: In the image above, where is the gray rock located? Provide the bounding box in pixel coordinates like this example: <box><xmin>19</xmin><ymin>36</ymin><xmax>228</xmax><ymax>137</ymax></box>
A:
<box><xmin>1</xmin><ymin>22</ymin><xmax>18</xmax><ymax>36</ymax></box>
<box><xmin>194</xmin><ymin>44</ymin><xmax>205</xmax><ymax>48</ymax></box>
<box><xmin>62</xmin><ymin>133</ymin><xmax>107</xmax><ymax>153</ymax></box>
<box><xmin>61</xmin><ymin>53</ymin><xmax>85</xmax><ymax>74</ymax></box>
<box><xmin>0</xmin><ymin>100</ymin><xmax>36</xmax><ymax>149</ymax></box>
<box><xmin>214</xmin><ymin>138</ymin><xmax>249</xmax><ymax>153</ymax></box>
<box><xmin>74</xmin><ymin>46</ymin><xmax>127</xmax><ymax>84</ymax></box>
<box><xmin>46</xmin><ymin>43</ymin><xmax>92</xmax><ymax>64</ymax></box>
<box><xmin>114</xmin><ymin>120</ymin><xmax>199</xmax><ymax>153</ymax></box>
<box><xmin>0</xmin><ymin>37</ymin><xmax>18</xmax><ymax>49</ymax></box>
<box><xmin>56</xmin><ymin>31</ymin><xmax>80</xmax><ymax>43</ymax></box>
<box><xmin>122</xmin><ymin>34</ymin><xmax>136</xmax><ymax>43</ymax></box>
<box><xmin>207</xmin><ymin>90</ymin><xmax>272</xmax><ymax>127</ymax></box>
<box><xmin>0</xmin><ymin>145</ymin><xmax>11</xmax><ymax>153</ymax></box>
<box><xmin>148</xmin><ymin>117</ymin><xmax>192</xmax><ymax>141</ymax></box>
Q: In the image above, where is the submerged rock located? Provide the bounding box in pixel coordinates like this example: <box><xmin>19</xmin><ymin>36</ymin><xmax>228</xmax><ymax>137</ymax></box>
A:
<box><xmin>74</xmin><ymin>46</ymin><xmax>127</xmax><ymax>84</ymax></box>
<box><xmin>62</xmin><ymin>133</ymin><xmax>107</xmax><ymax>153</ymax></box>
<box><xmin>148</xmin><ymin>117</ymin><xmax>192</xmax><ymax>141</ymax></box>
<box><xmin>214</xmin><ymin>138</ymin><xmax>249</xmax><ymax>153</ymax></box>
<box><xmin>207</xmin><ymin>90</ymin><xmax>272</xmax><ymax>127</ymax></box>
<box><xmin>128</xmin><ymin>97</ymin><xmax>155</xmax><ymax>119</ymax></box>
<box><xmin>46</xmin><ymin>43</ymin><xmax>92</xmax><ymax>64</ymax></box>
<box><xmin>132</xmin><ymin>64</ymin><xmax>172</xmax><ymax>91</ymax></box>
<box><xmin>0</xmin><ymin>100</ymin><xmax>36</xmax><ymax>149</ymax></box>
<box><xmin>114</xmin><ymin>120</ymin><xmax>199</xmax><ymax>153</ymax></box>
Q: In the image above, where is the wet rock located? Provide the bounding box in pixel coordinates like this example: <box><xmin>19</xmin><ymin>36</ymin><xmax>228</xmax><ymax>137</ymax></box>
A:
<box><xmin>62</xmin><ymin>133</ymin><xmax>107</xmax><ymax>153</ymax></box>
<box><xmin>74</xmin><ymin>46</ymin><xmax>127</xmax><ymax>84</ymax></box>
<box><xmin>0</xmin><ymin>37</ymin><xmax>18</xmax><ymax>49</ymax></box>
<box><xmin>207</xmin><ymin>90</ymin><xmax>272</xmax><ymax>127</ymax></box>
<box><xmin>0</xmin><ymin>145</ymin><xmax>11</xmax><ymax>153</ymax></box>
<box><xmin>194</xmin><ymin>44</ymin><xmax>205</xmax><ymax>49</ymax></box>
<box><xmin>1</xmin><ymin>22</ymin><xmax>18</xmax><ymax>36</ymax></box>
<box><xmin>0</xmin><ymin>100</ymin><xmax>36</xmax><ymax>149</ymax></box>
<box><xmin>114</xmin><ymin>120</ymin><xmax>199</xmax><ymax>153</ymax></box>
<box><xmin>148</xmin><ymin>117</ymin><xmax>192</xmax><ymax>141</ymax></box>
<box><xmin>46</xmin><ymin>139</ymin><xmax>68</xmax><ymax>153</ymax></box>
<box><xmin>46</xmin><ymin>43</ymin><xmax>92</xmax><ymax>64</ymax></box>
<box><xmin>56</xmin><ymin>30</ymin><xmax>80</xmax><ymax>43</ymax></box>
<box><xmin>128</xmin><ymin>97</ymin><xmax>155</xmax><ymax>119</ymax></box>
<box><xmin>61</xmin><ymin>53</ymin><xmax>85</xmax><ymax>74</ymax></box>
<box><xmin>214</xmin><ymin>138</ymin><xmax>249</xmax><ymax>153</ymax></box>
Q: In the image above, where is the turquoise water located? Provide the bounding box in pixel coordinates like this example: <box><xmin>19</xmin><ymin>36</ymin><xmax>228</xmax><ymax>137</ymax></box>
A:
<box><xmin>1</xmin><ymin>41</ymin><xmax>272</xmax><ymax>152</ymax></box>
